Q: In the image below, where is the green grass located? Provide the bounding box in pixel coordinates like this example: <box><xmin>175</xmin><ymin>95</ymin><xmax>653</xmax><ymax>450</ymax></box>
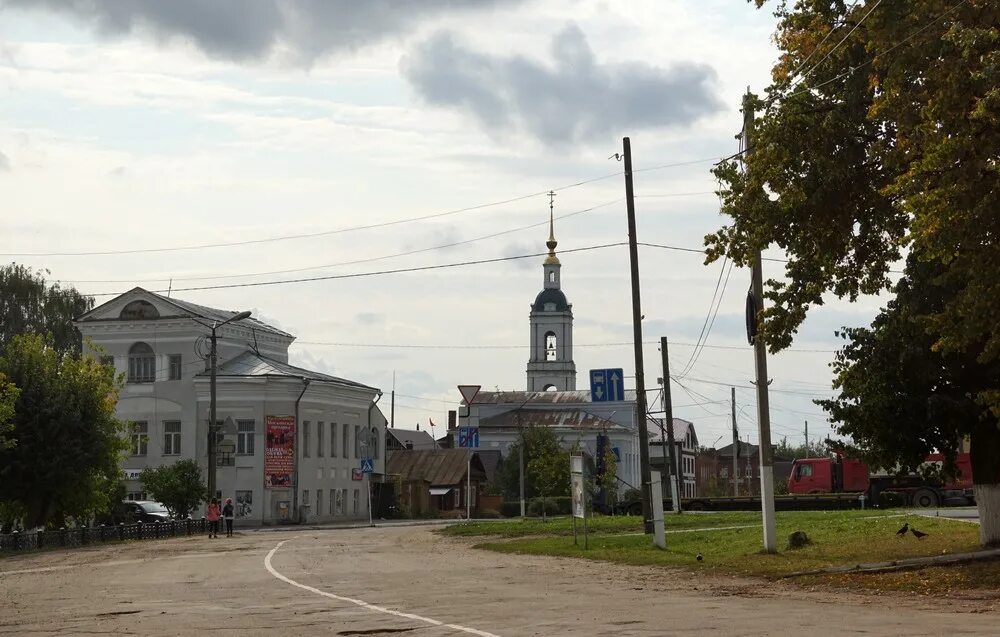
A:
<box><xmin>470</xmin><ymin>511</ymin><xmax>983</xmax><ymax>581</ymax></box>
<box><xmin>440</xmin><ymin>512</ymin><xmax>761</xmax><ymax>538</ymax></box>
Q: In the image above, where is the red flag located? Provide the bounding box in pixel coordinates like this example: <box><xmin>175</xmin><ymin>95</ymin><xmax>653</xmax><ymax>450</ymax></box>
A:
<box><xmin>429</xmin><ymin>418</ymin><xmax>436</xmax><ymax>429</ymax></box>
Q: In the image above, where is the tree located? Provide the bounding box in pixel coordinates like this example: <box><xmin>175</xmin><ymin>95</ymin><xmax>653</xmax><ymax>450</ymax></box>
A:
<box><xmin>0</xmin><ymin>334</ymin><xmax>129</xmax><ymax>528</ymax></box>
<box><xmin>525</xmin><ymin>427</ymin><xmax>571</xmax><ymax>506</ymax></box>
<box><xmin>139</xmin><ymin>460</ymin><xmax>208</xmax><ymax>518</ymax></box>
<box><xmin>774</xmin><ymin>437</ymin><xmax>827</xmax><ymax>460</ymax></box>
<box><xmin>0</xmin><ymin>263</ymin><xmax>95</xmax><ymax>354</ymax></box>
<box><xmin>0</xmin><ymin>373</ymin><xmax>17</xmax><ymax>450</ymax></box>
<box><xmin>709</xmin><ymin>1</ymin><xmax>1000</xmax><ymax>546</ymax></box>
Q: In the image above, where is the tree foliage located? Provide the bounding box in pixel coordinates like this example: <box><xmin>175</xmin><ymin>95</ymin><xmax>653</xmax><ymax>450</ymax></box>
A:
<box><xmin>498</xmin><ymin>426</ymin><xmax>572</xmax><ymax>500</ymax></box>
<box><xmin>139</xmin><ymin>460</ymin><xmax>208</xmax><ymax>518</ymax></box>
<box><xmin>709</xmin><ymin>0</ymin><xmax>999</xmax><ymax>387</ymax></box>
<box><xmin>0</xmin><ymin>334</ymin><xmax>129</xmax><ymax>528</ymax></box>
<box><xmin>0</xmin><ymin>373</ymin><xmax>18</xmax><ymax>451</ymax></box>
<box><xmin>0</xmin><ymin>263</ymin><xmax>95</xmax><ymax>355</ymax></box>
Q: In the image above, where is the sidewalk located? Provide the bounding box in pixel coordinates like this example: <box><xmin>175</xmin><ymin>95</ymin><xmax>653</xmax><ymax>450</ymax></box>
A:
<box><xmin>245</xmin><ymin>517</ymin><xmax>516</xmax><ymax>534</ymax></box>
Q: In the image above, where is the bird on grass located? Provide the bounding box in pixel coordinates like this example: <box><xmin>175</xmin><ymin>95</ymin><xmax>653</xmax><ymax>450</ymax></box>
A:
<box><xmin>895</xmin><ymin>522</ymin><xmax>909</xmax><ymax>537</ymax></box>
<box><xmin>911</xmin><ymin>528</ymin><xmax>928</xmax><ymax>540</ymax></box>
<box><xmin>696</xmin><ymin>553</ymin><xmax>703</xmax><ymax>562</ymax></box>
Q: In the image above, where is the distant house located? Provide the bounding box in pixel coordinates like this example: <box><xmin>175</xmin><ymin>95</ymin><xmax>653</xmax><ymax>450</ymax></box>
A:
<box><xmin>697</xmin><ymin>442</ymin><xmax>792</xmax><ymax>496</ymax></box>
<box><xmin>648</xmin><ymin>418</ymin><xmax>699</xmax><ymax>498</ymax></box>
<box><xmin>386</xmin><ymin>427</ymin><xmax>438</xmax><ymax>452</ymax></box>
<box><xmin>386</xmin><ymin>449</ymin><xmax>486</xmax><ymax>517</ymax></box>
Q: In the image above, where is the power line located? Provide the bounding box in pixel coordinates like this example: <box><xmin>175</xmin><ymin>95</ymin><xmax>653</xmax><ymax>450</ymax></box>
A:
<box><xmin>85</xmin><ymin>242</ymin><xmax>630</xmax><ymax>297</ymax></box>
<box><xmin>678</xmin><ymin>258</ymin><xmax>734</xmax><ymax>379</ymax></box>
<box><xmin>4</xmin><ymin>155</ymin><xmax>727</xmax><ymax>259</ymax></box>
<box><xmin>293</xmin><ymin>339</ymin><xmax>837</xmax><ymax>353</ymax></box>
<box><xmin>784</xmin><ymin>1</ymin><xmax>862</xmax><ymax>84</ymax></box>
<box><xmin>58</xmin><ymin>198</ymin><xmax>624</xmax><ymax>284</ymax></box>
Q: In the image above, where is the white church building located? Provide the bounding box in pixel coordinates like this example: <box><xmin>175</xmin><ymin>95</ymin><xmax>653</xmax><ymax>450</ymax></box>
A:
<box><xmin>75</xmin><ymin>289</ymin><xmax>386</xmax><ymax>526</ymax></box>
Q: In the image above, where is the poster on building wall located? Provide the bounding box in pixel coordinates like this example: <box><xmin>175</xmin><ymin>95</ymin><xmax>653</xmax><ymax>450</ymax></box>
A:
<box><xmin>265</xmin><ymin>415</ymin><xmax>295</xmax><ymax>489</ymax></box>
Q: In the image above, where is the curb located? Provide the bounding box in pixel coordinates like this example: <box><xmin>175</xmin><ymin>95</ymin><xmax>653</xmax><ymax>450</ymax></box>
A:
<box><xmin>780</xmin><ymin>547</ymin><xmax>1000</xmax><ymax>578</ymax></box>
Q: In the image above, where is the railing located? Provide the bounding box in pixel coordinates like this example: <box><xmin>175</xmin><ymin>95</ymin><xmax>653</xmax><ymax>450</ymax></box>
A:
<box><xmin>0</xmin><ymin>518</ymin><xmax>210</xmax><ymax>554</ymax></box>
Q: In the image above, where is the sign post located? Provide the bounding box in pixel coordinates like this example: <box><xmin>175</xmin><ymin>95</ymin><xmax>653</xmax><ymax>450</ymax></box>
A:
<box><xmin>571</xmin><ymin>454</ymin><xmax>588</xmax><ymax>549</ymax></box>
<box><xmin>457</xmin><ymin>385</ymin><xmax>482</xmax><ymax>521</ymax></box>
<box><xmin>650</xmin><ymin>470</ymin><xmax>666</xmax><ymax>548</ymax></box>
<box><xmin>361</xmin><ymin>456</ymin><xmax>374</xmax><ymax>526</ymax></box>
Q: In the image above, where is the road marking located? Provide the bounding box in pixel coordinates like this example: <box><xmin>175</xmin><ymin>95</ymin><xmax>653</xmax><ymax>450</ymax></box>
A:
<box><xmin>264</xmin><ymin>539</ymin><xmax>500</xmax><ymax>637</ymax></box>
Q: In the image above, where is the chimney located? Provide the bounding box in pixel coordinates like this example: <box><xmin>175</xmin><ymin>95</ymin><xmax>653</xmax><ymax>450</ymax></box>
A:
<box><xmin>416</xmin><ymin>423</ymin><xmax>420</xmax><ymax>430</ymax></box>
<box><xmin>448</xmin><ymin>410</ymin><xmax>457</xmax><ymax>430</ymax></box>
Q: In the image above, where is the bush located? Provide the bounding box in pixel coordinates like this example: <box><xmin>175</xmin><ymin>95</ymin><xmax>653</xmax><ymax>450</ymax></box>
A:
<box><xmin>528</xmin><ymin>497</ymin><xmax>559</xmax><ymax>517</ymax></box>
<box><xmin>500</xmin><ymin>501</ymin><xmax>522</xmax><ymax>517</ymax></box>
<box><xmin>478</xmin><ymin>508</ymin><xmax>502</xmax><ymax>519</ymax></box>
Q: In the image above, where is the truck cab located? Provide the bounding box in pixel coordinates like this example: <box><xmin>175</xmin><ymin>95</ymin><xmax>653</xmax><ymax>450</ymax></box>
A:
<box><xmin>789</xmin><ymin>456</ymin><xmax>869</xmax><ymax>494</ymax></box>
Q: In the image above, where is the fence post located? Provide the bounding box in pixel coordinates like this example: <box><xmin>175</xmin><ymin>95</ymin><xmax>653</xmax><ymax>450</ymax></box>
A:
<box><xmin>11</xmin><ymin>531</ymin><xmax>19</xmax><ymax>551</ymax></box>
<box><xmin>200</xmin><ymin>517</ymin><xmax>206</xmax><ymax>534</ymax></box>
<box><xmin>37</xmin><ymin>529</ymin><xmax>45</xmax><ymax>549</ymax></box>
<box><xmin>186</xmin><ymin>519</ymin><xmax>192</xmax><ymax>536</ymax></box>
<box><xmin>80</xmin><ymin>526</ymin><xmax>88</xmax><ymax>545</ymax></box>
<box><xmin>118</xmin><ymin>522</ymin><xmax>125</xmax><ymax>541</ymax></box>
<box><xmin>137</xmin><ymin>521</ymin><xmax>143</xmax><ymax>540</ymax></box>
<box><xmin>59</xmin><ymin>527</ymin><xmax>67</xmax><ymax>547</ymax></box>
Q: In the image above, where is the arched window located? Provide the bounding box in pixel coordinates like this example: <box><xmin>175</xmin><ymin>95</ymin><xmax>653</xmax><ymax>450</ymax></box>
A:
<box><xmin>120</xmin><ymin>300</ymin><xmax>160</xmax><ymax>320</ymax></box>
<box><xmin>545</xmin><ymin>331</ymin><xmax>557</xmax><ymax>361</ymax></box>
<box><xmin>128</xmin><ymin>342</ymin><xmax>156</xmax><ymax>383</ymax></box>
<box><xmin>543</xmin><ymin>384</ymin><xmax>558</xmax><ymax>392</ymax></box>
<box><xmin>549</xmin><ymin>271</ymin><xmax>556</xmax><ymax>283</ymax></box>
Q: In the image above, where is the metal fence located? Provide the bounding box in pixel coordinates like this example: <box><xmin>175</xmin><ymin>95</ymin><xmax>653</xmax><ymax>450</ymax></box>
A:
<box><xmin>0</xmin><ymin>518</ymin><xmax>209</xmax><ymax>554</ymax></box>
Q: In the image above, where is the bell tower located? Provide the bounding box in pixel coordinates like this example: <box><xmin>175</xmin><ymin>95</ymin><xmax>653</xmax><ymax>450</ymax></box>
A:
<box><xmin>526</xmin><ymin>192</ymin><xmax>576</xmax><ymax>391</ymax></box>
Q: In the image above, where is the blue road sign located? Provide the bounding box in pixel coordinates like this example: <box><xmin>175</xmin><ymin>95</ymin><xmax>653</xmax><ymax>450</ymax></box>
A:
<box><xmin>361</xmin><ymin>458</ymin><xmax>374</xmax><ymax>473</ymax></box>
<box><xmin>590</xmin><ymin>368</ymin><xmax>625</xmax><ymax>402</ymax></box>
<box><xmin>458</xmin><ymin>426</ymin><xmax>479</xmax><ymax>448</ymax></box>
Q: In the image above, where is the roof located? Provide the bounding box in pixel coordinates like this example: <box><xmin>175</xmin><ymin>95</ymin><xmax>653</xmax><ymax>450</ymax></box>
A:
<box><xmin>199</xmin><ymin>350</ymin><xmax>377</xmax><ymax>390</ymax></box>
<box><xmin>714</xmin><ymin>441</ymin><xmax>759</xmax><ymax>458</ymax></box>
<box><xmin>531</xmin><ymin>288</ymin><xmax>570</xmax><ymax>312</ymax></box>
<box><xmin>387</xmin><ymin>428</ymin><xmax>438</xmax><ymax>450</ymax></box>
<box><xmin>476</xmin><ymin>449</ymin><xmax>503</xmax><ymax>484</ymax></box>
<box><xmin>471</xmin><ymin>390</ymin><xmax>637</xmax><ymax>405</ymax></box>
<box><xmin>479</xmin><ymin>408</ymin><xmax>630</xmax><ymax>431</ymax></box>
<box><xmin>647</xmin><ymin>418</ymin><xmax>696</xmax><ymax>445</ymax></box>
<box><xmin>386</xmin><ymin>449</ymin><xmax>483</xmax><ymax>486</ymax></box>
<box><xmin>77</xmin><ymin>287</ymin><xmax>293</xmax><ymax>338</ymax></box>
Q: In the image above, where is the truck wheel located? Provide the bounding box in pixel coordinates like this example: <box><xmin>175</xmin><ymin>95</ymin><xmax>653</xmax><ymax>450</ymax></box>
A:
<box><xmin>912</xmin><ymin>489</ymin><xmax>939</xmax><ymax>508</ymax></box>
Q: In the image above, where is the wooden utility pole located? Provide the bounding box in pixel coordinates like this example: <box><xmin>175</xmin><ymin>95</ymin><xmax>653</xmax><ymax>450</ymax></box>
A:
<box><xmin>623</xmin><ymin>137</ymin><xmax>653</xmax><ymax>533</ymax></box>
<box><xmin>660</xmin><ymin>337</ymin><xmax>680</xmax><ymax>512</ymax></box>
<box><xmin>744</xmin><ymin>90</ymin><xmax>777</xmax><ymax>552</ymax></box>
<box><xmin>805</xmin><ymin>420</ymin><xmax>809</xmax><ymax>457</ymax></box>
<box><xmin>731</xmin><ymin>387</ymin><xmax>738</xmax><ymax>497</ymax></box>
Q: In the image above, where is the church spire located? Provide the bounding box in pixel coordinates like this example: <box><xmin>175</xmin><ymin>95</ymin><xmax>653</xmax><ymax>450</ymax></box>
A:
<box><xmin>545</xmin><ymin>190</ymin><xmax>559</xmax><ymax>265</ymax></box>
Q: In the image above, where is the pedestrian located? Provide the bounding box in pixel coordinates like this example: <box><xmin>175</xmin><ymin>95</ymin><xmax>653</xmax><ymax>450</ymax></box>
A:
<box><xmin>222</xmin><ymin>498</ymin><xmax>235</xmax><ymax>537</ymax></box>
<box><xmin>206</xmin><ymin>498</ymin><xmax>221</xmax><ymax>538</ymax></box>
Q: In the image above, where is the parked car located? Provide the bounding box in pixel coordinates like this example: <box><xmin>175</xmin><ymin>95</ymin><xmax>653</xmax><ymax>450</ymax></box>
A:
<box><xmin>121</xmin><ymin>500</ymin><xmax>172</xmax><ymax>523</ymax></box>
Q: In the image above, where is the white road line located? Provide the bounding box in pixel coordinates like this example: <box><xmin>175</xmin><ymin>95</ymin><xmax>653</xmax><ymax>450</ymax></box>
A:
<box><xmin>264</xmin><ymin>539</ymin><xmax>501</xmax><ymax>637</ymax></box>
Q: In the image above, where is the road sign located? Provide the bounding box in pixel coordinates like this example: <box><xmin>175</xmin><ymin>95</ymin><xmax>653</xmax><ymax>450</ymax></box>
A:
<box><xmin>360</xmin><ymin>458</ymin><xmax>374</xmax><ymax>473</ymax></box>
<box><xmin>457</xmin><ymin>384</ymin><xmax>481</xmax><ymax>405</ymax></box>
<box><xmin>589</xmin><ymin>368</ymin><xmax>624</xmax><ymax>402</ymax></box>
<box><xmin>458</xmin><ymin>426</ymin><xmax>479</xmax><ymax>448</ymax></box>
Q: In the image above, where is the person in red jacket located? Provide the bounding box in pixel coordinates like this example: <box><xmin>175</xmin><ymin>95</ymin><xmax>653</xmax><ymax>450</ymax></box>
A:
<box><xmin>206</xmin><ymin>499</ymin><xmax>221</xmax><ymax>538</ymax></box>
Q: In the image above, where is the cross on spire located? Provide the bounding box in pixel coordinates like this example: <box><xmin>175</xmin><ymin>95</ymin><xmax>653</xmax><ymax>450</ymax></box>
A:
<box><xmin>545</xmin><ymin>190</ymin><xmax>559</xmax><ymax>263</ymax></box>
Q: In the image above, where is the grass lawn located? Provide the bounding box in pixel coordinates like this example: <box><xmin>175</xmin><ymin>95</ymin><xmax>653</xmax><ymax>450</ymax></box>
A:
<box><xmin>462</xmin><ymin>510</ymin><xmax>990</xmax><ymax>593</ymax></box>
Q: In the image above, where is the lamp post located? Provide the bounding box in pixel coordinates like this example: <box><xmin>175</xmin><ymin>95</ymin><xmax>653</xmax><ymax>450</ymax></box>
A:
<box><xmin>203</xmin><ymin>310</ymin><xmax>252</xmax><ymax>502</ymax></box>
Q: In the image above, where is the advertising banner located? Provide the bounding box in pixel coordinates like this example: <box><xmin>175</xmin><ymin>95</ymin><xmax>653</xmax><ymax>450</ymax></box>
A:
<box><xmin>265</xmin><ymin>415</ymin><xmax>295</xmax><ymax>489</ymax></box>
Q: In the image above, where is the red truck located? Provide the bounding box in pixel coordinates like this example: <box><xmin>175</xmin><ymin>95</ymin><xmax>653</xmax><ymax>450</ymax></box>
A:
<box><xmin>788</xmin><ymin>451</ymin><xmax>975</xmax><ymax>507</ymax></box>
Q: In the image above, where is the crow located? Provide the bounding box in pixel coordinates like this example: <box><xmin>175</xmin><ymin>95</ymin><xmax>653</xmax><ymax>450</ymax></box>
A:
<box><xmin>911</xmin><ymin>528</ymin><xmax>928</xmax><ymax>540</ymax></box>
<box><xmin>896</xmin><ymin>522</ymin><xmax>909</xmax><ymax>537</ymax></box>
<box><xmin>696</xmin><ymin>553</ymin><xmax>703</xmax><ymax>562</ymax></box>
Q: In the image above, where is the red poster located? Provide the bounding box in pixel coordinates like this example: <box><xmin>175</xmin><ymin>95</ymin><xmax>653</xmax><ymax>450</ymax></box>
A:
<box><xmin>265</xmin><ymin>415</ymin><xmax>295</xmax><ymax>489</ymax></box>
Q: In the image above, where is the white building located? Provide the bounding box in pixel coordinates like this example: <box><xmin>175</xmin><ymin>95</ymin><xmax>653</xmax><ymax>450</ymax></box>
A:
<box><xmin>75</xmin><ymin>288</ymin><xmax>386</xmax><ymax>526</ymax></box>
<box><xmin>648</xmin><ymin>418</ymin><xmax>699</xmax><ymax>498</ymax></box>
<box><xmin>454</xmin><ymin>211</ymin><xmax>644</xmax><ymax>492</ymax></box>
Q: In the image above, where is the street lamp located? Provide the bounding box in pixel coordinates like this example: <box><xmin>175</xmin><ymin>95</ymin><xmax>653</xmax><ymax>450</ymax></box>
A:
<box><xmin>200</xmin><ymin>310</ymin><xmax>252</xmax><ymax>502</ymax></box>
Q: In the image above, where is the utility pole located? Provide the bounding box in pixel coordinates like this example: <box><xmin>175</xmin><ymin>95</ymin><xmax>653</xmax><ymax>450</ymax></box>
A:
<box><xmin>744</xmin><ymin>90</ymin><xmax>777</xmax><ymax>552</ymax></box>
<box><xmin>805</xmin><ymin>420</ymin><xmax>809</xmax><ymax>457</ymax></box>
<box><xmin>208</xmin><ymin>328</ymin><xmax>218</xmax><ymax>502</ymax></box>
<box><xmin>660</xmin><ymin>337</ymin><xmax>680</xmax><ymax>512</ymax></box>
<box><xmin>731</xmin><ymin>387</ymin><xmax>738</xmax><ymax>497</ymax></box>
<box><xmin>623</xmin><ymin>136</ymin><xmax>653</xmax><ymax>533</ymax></box>
<box><xmin>390</xmin><ymin>371</ymin><xmax>395</xmax><ymax>429</ymax></box>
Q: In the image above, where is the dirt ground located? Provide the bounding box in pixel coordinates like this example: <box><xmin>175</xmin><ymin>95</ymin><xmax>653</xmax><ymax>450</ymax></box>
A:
<box><xmin>1</xmin><ymin>525</ymin><xmax>997</xmax><ymax>636</ymax></box>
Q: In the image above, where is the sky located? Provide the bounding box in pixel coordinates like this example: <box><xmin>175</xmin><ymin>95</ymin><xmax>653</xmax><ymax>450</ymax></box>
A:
<box><xmin>0</xmin><ymin>0</ymin><xmax>893</xmax><ymax>450</ymax></box>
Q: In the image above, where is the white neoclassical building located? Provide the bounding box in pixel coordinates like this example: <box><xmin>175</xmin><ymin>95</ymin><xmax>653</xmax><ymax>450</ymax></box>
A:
<box><xmin>75</xmin><ymin>288</ymin><xmax>386</xmax><ymax>526</ymax></box>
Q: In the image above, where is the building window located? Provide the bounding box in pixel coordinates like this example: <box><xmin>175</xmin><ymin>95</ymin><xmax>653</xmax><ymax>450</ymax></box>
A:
<box><xmin>330</xmin><ymin>423</ymin><xmax>337</xmax><ymax>457</ymax></box>
<box><xmin>353</xmin><ymin>489</ymin><xmax>360</xmax><ymax>515</ymax></box>
<box><xmin>329</xmin><ymin>489</ymin><xmax>336</xmax><ymax>516</ymax></box>
<box><xmin>316</xmin><ymin>489</ymin><xmax>323</xmax><ymax>516</ymax></box>
<box><xmin>337</xmin><ymin>489</ymin><xmax>346</xmax><ymax>516</ymax></box>
<box><xmin>127</xmin><ymin>342</ymin><xmax>155</xmax><ymax>383</ymax></box>
<box><xmin>549</xmin><ymin>271</ymin><xmax>555</xmax><ymax>283</ymax></box>
<box><xmin>302</xmin><ymin>490</ymin><xmax>309</xmax><ymax>513</ymax></box>
<box><xmin>545</xmin><ymin>331</ymin><xmax>557</xmax><ymax>361</ymax></box>
<box><xmin>237</xmin><ymin>420</ymin><xmax>255</xmax><ymax>456</ymax></box>
<box><xmin>720</xmin><ymin>467</ymin><xmax>728</xmax><ymax>479</ymax></box>
<box><xmin>370</xmin><ymin>427</ymin><xmax>379</xmax><ymax>459</ymax></box>
<box><xmin>126</xmin><ymin>491</ymin><xmax>147</xmax><ymax>501</ymax></box>
<box><xmin>354</xmin><ymin>425</ymin><xmax>361</xmax><ymax>458</ymax></box>
<box><xmin>342</xmin><ymin>425</ymin><xmax>349</xmax><ymax>458</ymax></box>
<box><xmin>317</xmin><ymin>421</ymin><xmax>325</xmax><ymax>457</ymax></box>
<box><xmin>163</xmin><ymin>421</ymin><xmax>181</xmax><ymax>455</ymax></box>
<box><xmin>303</xmin><ymin>421</ymin><xmax>311</xmax><ymax>458</ymax></box>
<box><xmin>131</xmin><ymin>421</ymin><xmax>148</xmax><ymax>456</ymax></box>
<box><xmin>168</xmin><ymin>354</ymin><xmax>182</xmax><ymax>380</ymax></box>
<box><xmin>236</xmin><ymin>490</ymin><xmax>253</xmax><ymax>518</ymax></box>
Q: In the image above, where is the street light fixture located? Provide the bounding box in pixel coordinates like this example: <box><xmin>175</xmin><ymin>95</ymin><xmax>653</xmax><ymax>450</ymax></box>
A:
<box><xmin>201</xmin><ymin>310</ymin><xmax>252</xmax><ymax>502</ymax></box>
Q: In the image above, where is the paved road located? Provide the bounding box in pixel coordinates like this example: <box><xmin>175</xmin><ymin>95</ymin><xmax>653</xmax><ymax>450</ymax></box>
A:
<box><xmin>2</xmin><ymin>525</ymin><xmax>997</xmax><ymax>636</ymax></box>
<box><xmin>914</xmin><ymin>507</ymin><xmax>980</xmax><ymax>523</ymax></box>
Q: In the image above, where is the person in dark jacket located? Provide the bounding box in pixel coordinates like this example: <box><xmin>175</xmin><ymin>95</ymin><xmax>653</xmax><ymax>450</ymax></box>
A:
<box><xmin>222</xmin><ymin>498</ymin><xmax>235</xmax><ymax>537</ymax></box>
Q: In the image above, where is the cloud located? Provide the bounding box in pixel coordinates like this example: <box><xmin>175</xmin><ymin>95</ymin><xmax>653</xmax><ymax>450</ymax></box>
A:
<box><xmin>2</xmin><ymin>0</ymin><xmax>520</xmax><ymax>63</ymax></box>
<box><xmin>501</xmin><ymin>241</ymin><xmax>536</xmax><ymax>270</ymax></box>
<box><xmin>400</xmin><ymin>23</ymin><xmax>723</xmax><ymax>145</ymax></box>
<box><xmin>0</xmin><ymin>150</ymin><xmax>9</xmax><ymax>172</ymax></box>
<box><xmin>355</xmin><ymin>312</ymin><xmax>385</xmax><ymax>326</ymax></box>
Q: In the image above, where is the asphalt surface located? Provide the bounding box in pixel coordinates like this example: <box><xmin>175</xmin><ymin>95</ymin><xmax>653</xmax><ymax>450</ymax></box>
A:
<box><xmin>2</xmin><ymin>524</ymin><xmax>997</xmax><ymax>636</ymax></box>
